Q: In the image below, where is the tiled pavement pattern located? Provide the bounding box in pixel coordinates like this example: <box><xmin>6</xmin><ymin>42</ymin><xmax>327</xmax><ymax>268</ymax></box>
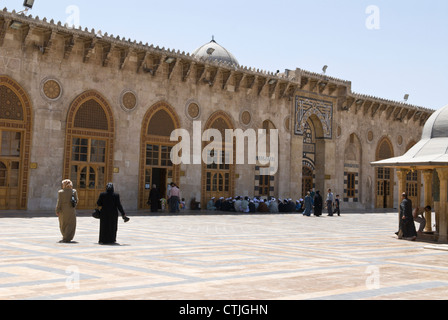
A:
<box><xmin>1</xmin><ymin>210</ymin><xmax>448</xmax><ymax>300</ymax></box>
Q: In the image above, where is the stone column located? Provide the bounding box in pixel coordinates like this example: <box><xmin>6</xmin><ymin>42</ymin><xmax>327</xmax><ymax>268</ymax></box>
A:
<box><xmin>435</xmin><ymin>168</ymin><xmax>448</xmax><ymax>243</ymax></box>
<box><xmin>396</xmin><ymin>169</ymin><xmax>408</xmax><ymax>224</ymax></box>
<box><xmin>422</xmin><ymin>170</ymin><xmax>434</xmax><ymax>232</ymax></box>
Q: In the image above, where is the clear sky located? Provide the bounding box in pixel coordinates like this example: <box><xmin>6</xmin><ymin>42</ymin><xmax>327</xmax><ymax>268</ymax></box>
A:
<box><xmin>2</xmin><ymin>0</ymin><xmax>447</xmax><ymax>110</ymax></box>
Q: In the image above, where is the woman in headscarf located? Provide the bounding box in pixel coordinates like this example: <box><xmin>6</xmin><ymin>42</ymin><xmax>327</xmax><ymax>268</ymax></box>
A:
<box><xmin>97</xmin><ymin>183</ymin><xmax>130</xmax><ymax>245</ymax></box>
<box><xmin>313</xmin><ymin>190</ymin><xmax>323</xmax><ymax>217</ymax></box>
<box><xmin>55</xmin><ymin>179</ymin><xmax>78</xmax><ymax>243</ymax></box>
<box><xmin>148</xmin><ymin>184</ymin><xmax>160</xmax><ymax>213</ymax></box>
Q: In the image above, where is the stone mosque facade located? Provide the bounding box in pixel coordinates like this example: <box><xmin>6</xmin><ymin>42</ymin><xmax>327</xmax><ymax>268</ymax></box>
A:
<box><xmin>0</xmin><ymin>9</ymin><xmax>435</xmax><ymax>212</ymax></box>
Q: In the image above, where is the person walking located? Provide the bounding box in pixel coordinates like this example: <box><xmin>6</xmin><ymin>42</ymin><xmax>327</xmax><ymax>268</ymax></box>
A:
<box><xmin>303</xmin><ymin>192</ymin><xmax>313</xmax><ymax>216</ymax></box>
<box><xmin>55</xmin><ymin>179</ymin><xmax>78</xmax><ymax>243</ymax></box>
<box><xmin>326</xmin><ymin>189</ymin><xmax>334</xmax><ymax>216</ymax></box>
<box><xmin>97</xmin><ymin>183</ymin><xmax>130</xmax><ymax>245</ymax></box>
<box><xmin>398</xmin><ymin>192</ymin><xmax>417</xmax><ymax>241</ymax></box>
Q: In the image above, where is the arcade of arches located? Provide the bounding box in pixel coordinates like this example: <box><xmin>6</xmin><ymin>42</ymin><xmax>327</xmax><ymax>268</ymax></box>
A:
<box><xmin>0</xmin><ymin>9</ymin><xmax>434</xmax><ymax>212</ymax></box>
<box><xmin>0</xmin><ymin>75</ymin><xmax>430</xmax><ymax>211</ymax></box>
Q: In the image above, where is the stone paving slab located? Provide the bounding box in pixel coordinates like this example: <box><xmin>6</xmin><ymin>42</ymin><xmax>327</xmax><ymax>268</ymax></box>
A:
<box><xmin>0</xmin><ymin>210</ymin><xmax>447</xmax><ymax>300</ymax></box>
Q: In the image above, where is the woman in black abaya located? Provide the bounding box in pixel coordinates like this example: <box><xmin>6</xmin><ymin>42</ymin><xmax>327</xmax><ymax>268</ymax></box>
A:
<box><xmin>313</xmin><ymin>190</ymin><xmax>323</xmax><ymax>217</ymax></box>
<box><xmin>97</xmin><ymin>183</ymin><xmax>130</xmax><ymax>245</ymax></box>
<box><xmin>148</xmin><ymin>184</ymin><xmax>160</xmax><ymax>213</ymax></box>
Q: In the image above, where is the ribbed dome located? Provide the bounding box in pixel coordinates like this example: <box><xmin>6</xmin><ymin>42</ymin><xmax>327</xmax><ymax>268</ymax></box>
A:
<box><xmin>192</xmin><ymin>39</ymin><xmax>239</xmax><ymax>67</ymax></box>
<box><xmin>422</xmin><ymin>104</ymin><xmax>448</xmax><ymax>139</ymax></box>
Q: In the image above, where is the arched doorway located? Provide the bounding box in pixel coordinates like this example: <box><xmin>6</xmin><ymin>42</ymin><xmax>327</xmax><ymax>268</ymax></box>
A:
<box><xmin>139</xmin><ymin>101</ymin><xmax>180</xmax><ymax>209</ymax></box>
<box><xmin>301</xmin><ymin>115</ymin><xmax>325</xmax><ymax>196</ymax></box>
<box><xmin>202</xmin><ymin>111</ymin><xmax>235</xmax><ymax>207</ymax></box>
<box><xmin>63</xmin><ymin>91</ymin><xmax>115</xmax><ymax>209</ymax></box>
<box><xmin>0</xmin><ymin>76</ymin><xmax>32</xmax><ymax>210</ymax></box>
<box><xmin>375</xmin><ymin>137</ymin><xmax>394</xmax><ymax>208</ymax></box>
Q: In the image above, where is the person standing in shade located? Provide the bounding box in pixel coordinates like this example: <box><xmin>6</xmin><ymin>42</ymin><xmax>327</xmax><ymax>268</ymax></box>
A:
<box><xmin>398</xmin><ymin>192</ymin><xmax>417</xmax><ymax>241</ymax></box>
<box><xmin>168</xmin><ymin>183</ymin><xmax>180</xmax><ymax>213</ymax></box>
<box><xmin>97</xmin><ymin>183</ymin><xmax>130</xmax><ymax>245</ymax></box>
<box><xmin>313</xmin><ymin>190</ymin><xmax>323</xmax><ymax>217</ymax></box>
<box><xmin>148</xmin><ymin>184</ymin><xmax>160</xmax><ymax>213</ymax></box>
<box><xmin>56</xmin><ymin>179</ymin><xmax>78</xmax><ymax>243</ymax></box>
<box><xmin>326</xmin><ymin>189</ymin><xmax>334</xmax><ymax>216</ymax></box>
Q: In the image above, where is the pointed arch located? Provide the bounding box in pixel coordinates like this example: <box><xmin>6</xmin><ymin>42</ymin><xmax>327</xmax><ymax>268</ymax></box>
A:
<box><xmin>0</xmin><ymin>76</ymin><xmax>33</xmax><ymax>209</ymax></box>
<box><xmin>256</xmin><ymin>120</ymin><xmax>278</xmax><ymax>198</ymax></box>
<box><xmin>202</xmin><ymin>111</ymin><xmax>236</xmax><ymax>207</ymax></box>
<box><xmin>376</xmin><ymin>136</ymin><xmax>394</xmax><ymax>161</ymax></box>
<box><xmin>139</xmin><ymin>101</ymin><xmax>181</xmax><ymax>209</ymax></box>
<box><xmin>63</xmin><ymin>90</ymin><xmax>115</xmax><ymax>209</ymax></box>
<box><xmin>375</xmin><ymin>136</ymin><xmax>394</xmax><ymax>208</ymax></box>
<box><xmin>344</xmin><ymin>133</ymin><xmax>362</xmax><ymax>203</ymax></box>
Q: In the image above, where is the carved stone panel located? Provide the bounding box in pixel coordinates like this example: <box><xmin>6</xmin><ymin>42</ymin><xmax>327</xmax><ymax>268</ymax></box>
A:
<box><xmin>294</xmin><ymin>96</ymin><xmax>333</xmax><ymax>139</ymax></box>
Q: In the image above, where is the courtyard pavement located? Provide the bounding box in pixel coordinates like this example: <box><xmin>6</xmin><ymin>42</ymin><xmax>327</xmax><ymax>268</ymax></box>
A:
<box><xmin>0</xmin><ymin>209</ymin><xmax>447</xmax><ymax>301</ymax></box>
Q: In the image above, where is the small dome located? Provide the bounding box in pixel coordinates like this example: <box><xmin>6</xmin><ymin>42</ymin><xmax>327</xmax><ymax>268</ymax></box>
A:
<box><xmin>422</xmin><ymin>104</ymin><xmax>448</xmax><ymax>139</ymax></box>
<box><xmin>192</xmin><ymin>39</ymin><xmax>239</xmax><ymax>67</ymax></box>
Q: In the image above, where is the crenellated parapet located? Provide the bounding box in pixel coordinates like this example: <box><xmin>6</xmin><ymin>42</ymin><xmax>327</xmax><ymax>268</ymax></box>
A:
<box><xmin>0</xmin><ymin>8</ymin><xmax>434</xmax><ymax>125</ymax></box>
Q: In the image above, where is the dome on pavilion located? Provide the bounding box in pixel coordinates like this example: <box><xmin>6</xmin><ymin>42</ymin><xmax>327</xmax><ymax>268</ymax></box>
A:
<box><xmin>192</xmin><ymin>38</ymin><xmax>239</xmax><ymax>67</ymax></box>
<box><xmin>372</xmin><ymin>105</ymin><xmax>448</xmax><ymax>168</ymax></box>
<box><xmin>422</xmin><ymin>104</ymin><xmax>448</xmax><ymax>139</ymax></box>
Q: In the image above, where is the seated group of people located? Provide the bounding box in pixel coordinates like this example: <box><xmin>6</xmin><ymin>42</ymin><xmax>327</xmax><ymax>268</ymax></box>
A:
<box><xmin>207</xmin><ymin>196</ymin><xmax>304</xmax><ymax>213</ymax></box>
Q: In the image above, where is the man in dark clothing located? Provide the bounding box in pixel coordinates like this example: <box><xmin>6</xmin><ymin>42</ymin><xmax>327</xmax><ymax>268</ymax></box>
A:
<box><xmin>398</xmin><ymin>193</ymin><xmax>417</xmax><ymax>241</ymax></box>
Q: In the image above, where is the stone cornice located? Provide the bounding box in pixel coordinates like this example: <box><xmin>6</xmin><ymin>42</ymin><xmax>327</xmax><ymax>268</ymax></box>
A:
<box><xmin>0</xmin><ymin>8</ymin><xmax>435</xmax><ymax>118</ymax></box>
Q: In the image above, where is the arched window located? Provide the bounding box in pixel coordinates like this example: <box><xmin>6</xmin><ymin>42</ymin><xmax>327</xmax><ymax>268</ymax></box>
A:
<box><xmin>148</xmin><ymin>110</ymin><xmax>175</xmax><ymax>137</ymax></box>
<box><xmin>64</xmin><ymin>91</ymin><xmax>115</xmax><ymax>209</ymax></box>
<box><xmin>0</xmin><ymin>76</ymin><xmax>32</xmax><ymax>210</ymax></box>
<box><xmin>139</xmin><ymin>102</ymin><xmax>180</xmax><ymax>209</ymax></box>
<box><xmin>344</xmin><ymin>133</ymin><xmax>362</xmax><ymax>203</ymax></box>
<box><xmin>376</xmin><ymin>138</ymin><xmax>394</xmax><ymax>208</ymax></box>
<box><xmin>202</xmin><ymin>111</ymin><xmax>235</xmax><ymax>207</ymax></box>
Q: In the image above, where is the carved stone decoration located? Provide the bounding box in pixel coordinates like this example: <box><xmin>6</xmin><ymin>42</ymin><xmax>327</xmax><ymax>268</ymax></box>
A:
<box><xmin>294</xmin><ymin>96</ymin><xmax>333</xmax><ymax>139</ymax></box>
<box><xmin>41</xmin><ymin>78</ymin><xmax>62</xmax><ymax>101</ymax></box>
<box><xmin>368</xmin><ymin>131</ymin><xmax>374</xmax><ymax>142</ymax></box>
<box><xmin>120</xmin><ymin>90</ymin><xmax>138</xmax><ymax>111</ymax></box>
<box><xmin>241</xmin><ymin>110</ymin><xmax>252</xmax><ymax>126</ymax></box>
<box><xmin>185</xmin><ymin>100</ymin><xmax>201</xmax><ymax>120</ymax></box>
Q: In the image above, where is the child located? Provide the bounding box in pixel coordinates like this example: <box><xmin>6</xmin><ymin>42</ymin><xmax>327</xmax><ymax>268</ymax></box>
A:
<box><xmin>333</xmin><ymin>194</ymin><xmax>341</xmax><ymax>216</ymax></box>
<box><xmin>180</xmin><ymin>198</ymin><xmax>186</xmax><ymax>210</ymax></box>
